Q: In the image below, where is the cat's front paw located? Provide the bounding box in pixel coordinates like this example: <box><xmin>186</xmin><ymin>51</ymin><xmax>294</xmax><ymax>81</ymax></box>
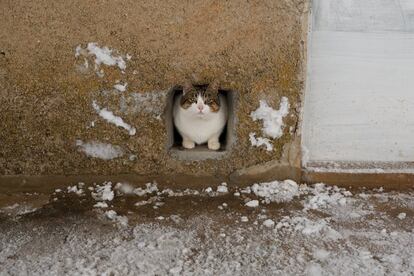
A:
<box><xmin>208</xmin><ymin>140</ymin><xmax>220</xmax><ymax>151</ymax></box>
<box><xmin>182</xmin><ymin>140</ymin><xmax>195</xmax><ymax>149</ymax></box>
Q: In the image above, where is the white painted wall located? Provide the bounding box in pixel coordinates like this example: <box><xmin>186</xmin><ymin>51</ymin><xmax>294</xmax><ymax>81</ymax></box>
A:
<box><xmin>302</xmin><ymin>0</ymin><xmax>414</xmax><ymax>167</ymax></box>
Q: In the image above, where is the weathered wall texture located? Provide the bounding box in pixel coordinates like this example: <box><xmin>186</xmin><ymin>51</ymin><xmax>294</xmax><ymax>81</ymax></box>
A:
<box><xmin>0</xmin><ymin>0</ymin><xmax>307</xmax><ymax>181</ymax></box>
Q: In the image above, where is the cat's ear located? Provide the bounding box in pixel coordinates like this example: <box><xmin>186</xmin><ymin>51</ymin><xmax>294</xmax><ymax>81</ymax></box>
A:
<box><xmin>182</xmin><ymin>81</ymin><xmax>193</xmax><ymax>96</ymax></box>
<box><xmin>206</xmin><ymin>79</ymin><xmax>220</xmax><ymax>93</ymax></box>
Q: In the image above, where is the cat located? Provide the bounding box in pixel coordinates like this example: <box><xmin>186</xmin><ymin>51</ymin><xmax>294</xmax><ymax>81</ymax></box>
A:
<box><xmin>173</xmin><ymin>80</ymin><xmax>228</xmax><ymax>150</ymax></box>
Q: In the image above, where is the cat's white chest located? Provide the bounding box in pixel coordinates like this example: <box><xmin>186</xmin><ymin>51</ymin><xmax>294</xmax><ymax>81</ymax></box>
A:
<box><xmin>173</xmin><ymin>95</ymin><xmax>227</xmax><ymax>145</ymax></box>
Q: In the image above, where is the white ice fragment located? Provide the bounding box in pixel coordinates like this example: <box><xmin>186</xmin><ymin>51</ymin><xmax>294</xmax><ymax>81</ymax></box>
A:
<box><xmin>115</xmin><ymin>182</ymin><xmax>134</xmax><ymax>194</ymax></box>
<box><xmin>92</xmin><ymin>182</ymin><xmax>114</xmax><ymax>201</ymax></box>
<box><xmin>76</xmin><ymin>140</ymin><xmax>124</xmax><ymax>160</ymax></box>
<box><xmin>205</xmin><ymin>187</ymin><xmax>213</xmax><ymax>193</ymax></box>
<box><xmin>240</xmin><ymin>187</ymin><xmax>251</xmax><ymax>194</ymax></box>
<box><xmin>217</xmin><ymin>183</ymin><xmax>228</xmax><ymax>193</ymax></box>
<box><xmin>249</xmin><ymin>132</ymin><xmax>273</xmax><ymax>151</ymax></box>
<box><xmin>234</xmin><ymin>192</ymin><xmax>240</xmax><ymax>197</ymax></box>
<box><xmin>105</xmin><ymin>210</ymin><xmax>117</xmax><ymax>220</ymax></box>
<box><xmin>92</xmin><ymin>101</ymin><xmax>136</xmax><ymax>135</ymax></box>
<box><xmin>67</xmin><ymin>185</ymin><xmax>84</xmax><ymax>196</ymax></box>
<box><xmin>250</xmin><ymin>97</ymin><xmax>290</xmax><ymax>139</ymax></box>
<box><xmin>397</xmin><ymin>212</ymin><xmax>406</xmax><ymax>220</ymax></box>
<box><xmin>133</xmin><ymin>182</ymin><xmax>158</xmax><ymax>197</ymax></box>
<box><xmin>241</xmin><ymin>216</ymin><xmax>249</xmax><ymax>222</ymax></box>
<box><xmin>114</xmin><ymin>82</ymin><xmax>127</xmax><ymax>92</ymax></box>
<box><xmin>156</xmin><ymin>216</ymin><xmax>165</xmax><ymax>220</ymax></box>
<box><xmin>245</xmin><ymin>200</ymin><xmax>259</xmax><ymax>208</ymax></box>
<box><xmin>104</xmin><ymin>210</ymin><xmax>128</xmax><ymax>226</ymax></box>
<box><xmin>135</xmin><ymin>200</ymin><xmax>150</xmax><ymax>206</ymax></box>
<box><xmin>263</xmin><ymin>219</ymin><xmax>275</xmax><ymax>228</ymax></box>
<box><xmin>94</xmin><ymin>202</ymin><xmax>108</xmax><ymax>208</ymax></box>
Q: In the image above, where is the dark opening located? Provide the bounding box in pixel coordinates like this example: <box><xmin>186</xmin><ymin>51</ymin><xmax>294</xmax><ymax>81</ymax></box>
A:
<box><xmin>165</xmin><ymin>84</ymin><xmax>236</xmax><ymax>160</ymax></box>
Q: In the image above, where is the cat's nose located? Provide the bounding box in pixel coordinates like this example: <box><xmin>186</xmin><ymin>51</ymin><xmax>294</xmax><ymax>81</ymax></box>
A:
<box><xmin>197</xmin><ymin>104</ymin><xmax>204</xmax><ymax>111</ymax></box>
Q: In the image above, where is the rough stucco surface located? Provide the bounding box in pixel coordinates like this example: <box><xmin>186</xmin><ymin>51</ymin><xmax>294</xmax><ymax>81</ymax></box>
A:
<box><xmin>0</xmin><ymin>0</ymin><xmax>307</xmax><ymax>177</ymax></box>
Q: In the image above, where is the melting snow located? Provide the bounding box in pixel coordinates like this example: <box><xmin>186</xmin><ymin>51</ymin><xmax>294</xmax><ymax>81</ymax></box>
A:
<box><xmin>251</xmin><ymin>179</ymin><xmax>299</xmax><ymax>204</ymax></box>
<box><xmin>76</xmin><ymin>140</ymin><xmax>124</xmax><ymax>160</ymax></box>
<box><xmin>2</xmin><ymin>180</ymin><xmax>414</xmax><ymax>275</ymax></box>
<box><xmin>250</xmin><ymin>97</ymin><xmax>290</xmax><ymax>139</ymax></box>
<box><xmin>92</xmin><ymin>100</ymin><xmax>136</xmax><ymax>135</ymax></box>
<box><xmin>249</xmin><ymin>132</ymin><xmax>273</xmax><ymax>151</ymax></box>
<box><xmin>86</xmin><ymin>43</ymin><xmax>126</xmax><ymax>70</ymax></box>
<box><xmin>92</xmin><ymin>182</ymin><xmax>115</xmax><ymax>202</ymax></box>
<box><xmin>75</xmin><ymin>43</ymin><xmax>130</xmax><ymax>77</ymax></box>
<box><xmin>104</xmin><ymin>210</ymin><xmax>128</xmax><ymax>226</ymax></box>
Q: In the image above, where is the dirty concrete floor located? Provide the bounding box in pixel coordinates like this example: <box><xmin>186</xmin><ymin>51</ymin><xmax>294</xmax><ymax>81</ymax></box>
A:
<box><xmin>0</xmin><ymin>181</ymin><xmax>413</xmax><ymax>275</ymax></box>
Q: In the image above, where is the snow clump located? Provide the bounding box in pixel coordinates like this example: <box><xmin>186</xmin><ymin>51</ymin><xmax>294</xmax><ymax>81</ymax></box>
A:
<box><xmin>250</xmin><ymin>97</ymin><xmax>290</xmax><ymax>139</ymax></box>
<box><xmin>303</xmin><ymin>183</ymin><xmax>352</xmax><ymax>210</ymax></box>
<box><xmin>251</xmin><ymin>179</ymin><xmax>299</xmax><ymax>204</ymax></box>
<box><xmin>263</xmin><ymin>219</ymin><xmax>275</xmax><ymax>228</ymax></box>
<box><xmin>249</xmin><ymin>132</ymin><xmax>273</xmax><ymax>151</ymax></box>
<box><xmin>245</xmin><ymin>200</ymin><xmax>259</xmax><ymax>208</ymax></box>
<box><xmin>217</xmin><ymin>183</ymin><xmax>228</xmax><ymax>193</ymax></box>
<box><xmin>92</xmin><ymin>182</ymin><xmax>115</xmax><ymax>202</ymax></box>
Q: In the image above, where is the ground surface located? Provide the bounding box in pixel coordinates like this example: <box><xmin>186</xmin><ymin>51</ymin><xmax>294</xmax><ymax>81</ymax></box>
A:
<box><xmin>1</xmin><ymin>180</ymin><xmax>413</xmax><ymax>275</ymax></box>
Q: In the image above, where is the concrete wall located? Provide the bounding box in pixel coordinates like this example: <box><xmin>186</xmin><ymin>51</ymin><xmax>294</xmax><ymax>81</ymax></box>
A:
<box><xmin>0</xmin><ymin>0</ymin><xmax>308</xmax><ymax>184</ymax></box>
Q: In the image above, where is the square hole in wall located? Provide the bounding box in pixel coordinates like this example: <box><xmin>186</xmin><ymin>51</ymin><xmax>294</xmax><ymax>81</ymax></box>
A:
<box><xmin>165</xmin><ymin>84</ymin><xmax>236</xmax><ymax>160</ymax></box>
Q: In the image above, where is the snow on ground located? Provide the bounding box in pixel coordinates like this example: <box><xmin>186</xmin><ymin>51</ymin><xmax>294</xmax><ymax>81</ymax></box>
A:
<box><xmin>92</xmin><ymin>100</ymin><xmax>136</xmax><ymax>135</ymax></box>
<box><xmin>0</xmin><ymin>180</ymin><xmax>413</xmax><ymax>275</ymax></box>
<box><xmin>75</xmin><ymin>140</ymin><xmax>124</xmax><ymax>160</ymax></box>
<box><xmin>250</xmin><ymin>97</ymin><xmax>289</xmax><ymax>139</ymax></box>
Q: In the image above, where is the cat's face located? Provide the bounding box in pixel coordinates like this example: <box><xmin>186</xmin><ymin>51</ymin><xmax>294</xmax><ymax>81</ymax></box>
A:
<box><xmin>180</xmin><ymin>81</ymin><xmax>220</xmax><ymax>116</ymax></box>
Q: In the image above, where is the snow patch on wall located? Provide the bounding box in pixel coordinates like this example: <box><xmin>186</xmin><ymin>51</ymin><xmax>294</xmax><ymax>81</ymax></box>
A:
<box><xmin>119</xmin><ymin>91</ymin><xmax>167</xmax><ymax>118</ymax></box>
<box><xmin>75</xmin><ymin>42</ymin><xmax>131</xmax><ymax>76</ymax></box>
<box><xmin>251</xmin><ymin>97</ymin><xmax>290</xmax><ymax>139</ymax></box>
<box><xmin>92</xmin><ymin>100</ymin><xmax>136</xmax><ymax>135</ymax></box>
<box><xmin>249</xmin><ymin>132</ymin><xmax>273</xmax><ymax>151</ymax></box>
<box><xmin>76</xmin><ymin>140</ymin><xmax>124</xmax><ymax>160</ymax></box>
